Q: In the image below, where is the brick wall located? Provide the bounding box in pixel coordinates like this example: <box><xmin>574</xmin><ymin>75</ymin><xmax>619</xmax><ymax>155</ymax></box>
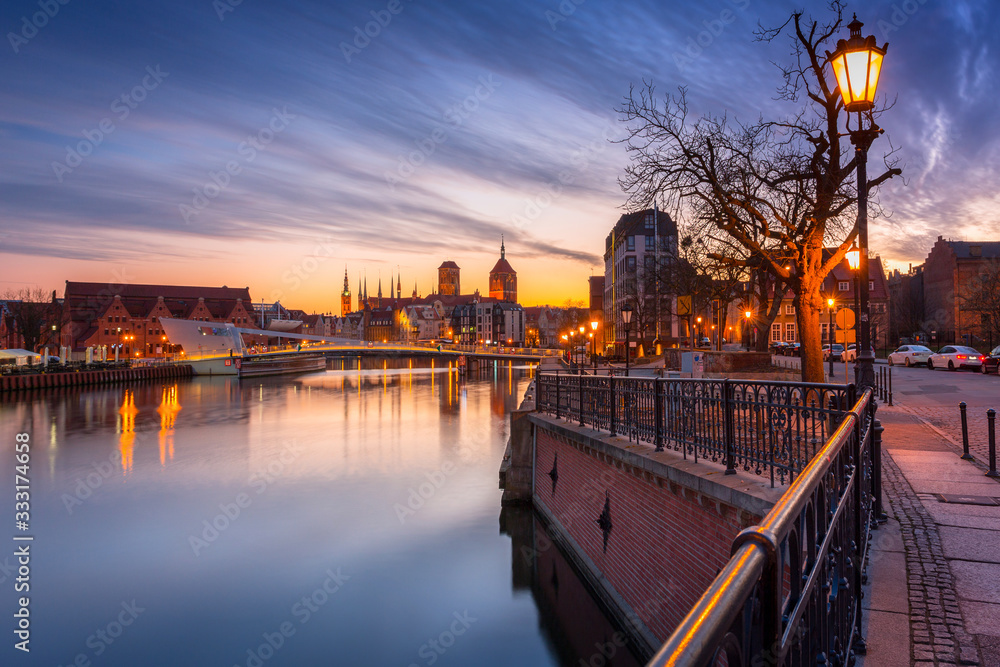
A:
<box><xmin>533</xmin><ymin>426</ymin><xmax>761</xmax><ymax>644</ymax></box>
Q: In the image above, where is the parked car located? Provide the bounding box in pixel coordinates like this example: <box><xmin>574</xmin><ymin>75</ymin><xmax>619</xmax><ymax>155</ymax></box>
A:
<box><xmin>843</xmin><ymin>344</ymin><xmax>876</xmax><ymax>362</ymax></box>
<box><xmin>770</xmin><ymin>341</ymin><xmax>788</xmax><ymax>354</ymax></box>
<box><xmin>980</xmin><ymin>345</ymin><xmax>1000</xmax><ymax>374</ymax></box>
<box><xmin>697</xmin><ymin>337</ymin><xmax>712</xmax><ymax>348</ymax></box>
<box><xmin>926</xmin><ymin>345</ymin><xmax>984</xmax><ymax>371</ymax></box>
<box><xmin>784</xmin><ymin>342</ymin><xmax>801</xmax><ymax>357</ymax></box>
<box><xmin>888</xmin><ymin>344</ymin><xmax>932</xmax><ymax>367</ymax></box>
<box><xmin>823</xmin><ymin>344</ymin><xmax>845</xmax><ymax>361</ymax></box>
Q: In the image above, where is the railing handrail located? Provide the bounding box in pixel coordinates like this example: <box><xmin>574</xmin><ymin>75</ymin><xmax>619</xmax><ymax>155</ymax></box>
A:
<box><xmin>646</xmin><ymin>387</ymin><xmax>873</xmax><ymax>667</ymax></box>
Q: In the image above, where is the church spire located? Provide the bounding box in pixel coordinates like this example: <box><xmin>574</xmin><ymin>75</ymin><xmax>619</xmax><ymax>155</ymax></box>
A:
<box><xmin>500</xmin><ymin>234</ymin><xmax>505</xmax><ymax>259</ymax></box>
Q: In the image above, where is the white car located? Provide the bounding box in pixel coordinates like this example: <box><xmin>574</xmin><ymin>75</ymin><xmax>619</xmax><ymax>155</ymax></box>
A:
<box><xmin>926</xmin><ymin>345</ymin><xmax>984</xmax><ymax>371</ymax></box>
<box><xmin>843</xmin><ymin>344</ymin><xmax>875</xmax><ymax>362</ymax></box>
<box><xmin>887</xmin><ymin>344</ymin><xmax>932</xmax><ymax>367</ymax></box>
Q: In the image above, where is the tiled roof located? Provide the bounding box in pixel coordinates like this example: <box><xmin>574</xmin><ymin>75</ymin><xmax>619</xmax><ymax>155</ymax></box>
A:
<box><xmin>490</xmin><ymin>257</ymin><xmax>516</xmax><ymax>275</ymax></box>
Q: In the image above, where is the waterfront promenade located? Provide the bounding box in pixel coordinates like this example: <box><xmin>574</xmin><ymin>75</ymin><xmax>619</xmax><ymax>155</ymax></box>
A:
<box><xmin>864</xmin><ymin>402</ymin><xmax>1000</xmax><ymax>667</ymax></box>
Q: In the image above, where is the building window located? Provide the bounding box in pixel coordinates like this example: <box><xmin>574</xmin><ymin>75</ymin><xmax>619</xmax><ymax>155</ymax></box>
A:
<box><xmin>785</xmin><ymin>323</ymin><xmax>796</xmax><ymax>342</ymax></box>
<box><xmin>645</xmin><ymin>236</ymin><xmax>654</xmax><ymax>251</ymax></box>
<box><xmin>645</xmin><ymin>213</ymin><xmax>654</xmax><ymax>229</ymax></box>
<box><xmin>869</xmin><ymin>280</ymin><xmax>874</xmax><ymax>291</ymax></box>
<box><xmin>838</xmin><ymin>281</ymin><xmax>850</xmax><ymax>291</ymax></box>
<box><xmin>785</xmin><ymin>304</ymin><xmax>795</xmax><ymax>315</ymax></box>
<box><xmin>625</xmin><ymin>256</ymin><xmax>636</xmax><ymax>271</ymax></box>
<box><xmin>771</xmin><ymin>323</ymin><xmax>781</xmax><ymax>341</ymax></box>
<box><xmin>626</xmin><ymin>236</ymin><xmax>635</xmax><ymax>251</ymax></box>
<box><xmin>821</xmin><ymin>322</ymin><xmax>829</xmax><ymax>343</ymax></box>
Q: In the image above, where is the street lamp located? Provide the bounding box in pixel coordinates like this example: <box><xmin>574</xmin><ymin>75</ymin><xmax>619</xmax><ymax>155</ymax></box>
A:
<box><xmin>828</xmin><ymin>14</ymin><xmax>887</xmax><ymax>393</ymax></box>
<box><xmin>621</xmin><ymin>303</ymin><xmax>633</xmax><ymax>376</ymax></box>
<box><xmin>744</xmin><ymin>309</ymin><xmax>752</xmax><ymax>351</ymax></box>
<box><xmin>827</xmin><ymin>297</ymin><xmax>836</xmax><ymax>377</ymax></box>
<box><xmin>578</xmin><ymin>325</ymin><xmax>585</xmax><ymax>375</ymax></box>
<box><xmin>590</xmin><ymin>319</ymin><xmax>599</xmax><ymax>371</ymax></box>
<box><xmin>696</xmin><ymin>316</ymin><xmax>702</xmax><ymax>347</ymax></box>
<box><xmin>847</xmin><ymin>242</ymin><xmax>862</xmax><ymax>380</ymax></box>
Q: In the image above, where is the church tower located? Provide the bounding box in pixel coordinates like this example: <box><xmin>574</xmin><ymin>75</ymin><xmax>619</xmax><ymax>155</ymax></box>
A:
<box><xmin>489</xmin><ymin>235</ymin><xmax>517</xmax><ymax>302</ymax></box>
<box><xmin>341</xmin><ymin>268</ymin><xmax>351</xmax><ymax>316</ymax></box>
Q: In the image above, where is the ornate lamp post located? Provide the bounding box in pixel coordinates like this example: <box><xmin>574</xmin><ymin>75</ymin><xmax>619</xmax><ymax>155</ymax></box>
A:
<box><xmin>828</xmin><ymin>15</ymin><xmax>887</xmax><ymax>393</ymax></box>
<box><xmin>590</xmin><ymin>319</ymin><xmax>599</xmax><ymax>371</ymax></box>
<box><xmin>847</xmin><ymin>243</ymin><xmax>861</xmax><ymax>377</ymax></box>
<box><xmin>621</xmin><ymin>303</ymin><xmax>633</xmax><ymax>377</ymax></box>
<box><xmin>578</xmin><ymin>325</ymin><xmax>585</xmax><ymax>375</ymax></box>
<box><xmin>744</xmin><ymin>309</ymin><xmax>752</xmax><ymax>351</ymax></box>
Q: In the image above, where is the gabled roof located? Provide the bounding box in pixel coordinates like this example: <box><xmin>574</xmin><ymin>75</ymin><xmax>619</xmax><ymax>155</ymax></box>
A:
<box><xmin>947</xmin><ymin>241</ymin><xmax>1000</xmax><ymax>260</ymax></box>
<box><xmin>438</xmin><ymin>260</ymin><xmax>460</xmax><ymax>269</ymax></box>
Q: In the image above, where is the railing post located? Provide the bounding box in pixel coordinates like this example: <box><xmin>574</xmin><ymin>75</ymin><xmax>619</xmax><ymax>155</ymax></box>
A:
<box><xmin>988</xmin><ymin>409</ymin><xmax>999</xmax><ymax>478</ymax></box>
<box><xmin>609</xmin><ymin>376</ymin><xmax>616</xmax><ymax>437</ymax></box>
<box><xmin>723</xmin><ymin>379</ymin><xmax>736</xmax><ymax>475</ymax></box>
<box><xmin>960</xmin><ymin>402</ymin><xmax>973</xmax><ymax>460</ymax></box>
<box><xmin>555</xmin><ymin>372</ymin><xmax>561</xmax><ymax>420</ymax></box>
<box><xmin>579</xmin><ymin>375</ymin><xmax>585</xmax><ymax>427</ymax></box>
<box><xmin>654</xmin><ymin>378</ymin><xmax>664</xmax><ymax>452</ymax></box>
<box><xmin>874</xmin><ymin>412</ymin><xmax>886</xmax><ymax>524</ymax></box>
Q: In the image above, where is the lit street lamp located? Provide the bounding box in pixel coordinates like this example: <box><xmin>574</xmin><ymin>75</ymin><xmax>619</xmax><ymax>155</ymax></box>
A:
<box><xmin>847</xmin><ymin>242</ymin><xmax>862</xmax><ymax>379</ymax></box>
<box><xmin>744</xmin><ymin>309</ymin><xmax>752</xmax><ymax>351</ymax></box>
<box><xmin>621</xmin><ymin>303</ymin><xmax>633</xmax><ymax>377</ymax></box>
<box><xmin>828</xmin><ymin>14</ymin><xmax>887</xmax><ymax>393</ymax></box>
<box><xmin>578</xmin><ymin>325</ymin><xmax>585</xmax><ymax>375</ymax></box>
<box><xmin>590</xmin><ymin>319</ymin><xmax>599</xmax><ymax>371</ymax></box>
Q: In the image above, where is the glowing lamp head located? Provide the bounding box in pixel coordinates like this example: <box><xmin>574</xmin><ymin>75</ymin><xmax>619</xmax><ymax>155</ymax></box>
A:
<box><xmin>827</xmin><ymin>297</ymin><xmax>835</xmax><ymax>308</ymax></box>
<box><xmin>590</xmin><ymin>320</ymin><xmax>598</xmax><ymax>331</ymax></box>
<box><xmin>621</xmin><ymin>303</ymin><xmax>633</xmax><ymax>326</ymax></box>
<box><xmin>827</xmin><ymin>15</ymin><xmax>887</xmax><ymax>113</ymax></box>
<box><xmin>744</xmin><ymin>310</ymin><xmax>752</xmax><ymax>320</ymax></box>
<box><xmin>846</xmin><ymin>244</ymin><xmax>861</xmax><ymax>271</ymax></box>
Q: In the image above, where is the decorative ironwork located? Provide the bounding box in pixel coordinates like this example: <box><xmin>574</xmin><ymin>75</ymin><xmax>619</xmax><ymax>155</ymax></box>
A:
<box><xmin>548</xmin><ymin>452</ymin><xmax>558</xmax><ymax>496</ymax></box>
<box><xmin>596</xmin><ymin>491</ymin><xmax>613</xmax><ymax>553</ymax></box>
<box><xmin>645</xmin><ymin>388</ymin><xmax>878</xmax><ymax>667</ymax></box>
<box><xmin>535</xmin><ymin>374</ymin><xmax>851</xmax><ymax>487</ymax></box>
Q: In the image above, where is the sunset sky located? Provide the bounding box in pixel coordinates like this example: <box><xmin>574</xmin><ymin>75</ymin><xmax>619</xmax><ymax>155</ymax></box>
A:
<box><xmin>2</xmin><ymin>0</ymin><xmax>998</xmax><ymax>312</ymax></box>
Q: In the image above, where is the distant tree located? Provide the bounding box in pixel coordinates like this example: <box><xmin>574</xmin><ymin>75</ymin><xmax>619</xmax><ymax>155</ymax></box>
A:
<box><xmin>616</xmin><ymin>2</ymin><xmax>900</xmax><ymax>381</ymax></box>
<box><xmin>2</xmin><ymin>287</ymin><xmax>61</xmax><ymax>352</ymax></box>
<box><xmin>962</xmin><ymin>261</ymin><xmax>1000</xmax><ymax>348</ymax></box>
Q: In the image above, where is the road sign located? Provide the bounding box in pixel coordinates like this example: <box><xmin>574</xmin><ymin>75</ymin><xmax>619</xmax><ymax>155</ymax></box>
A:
<box><xmin>677</xmin><ymin>295</ymin><xmax>691</xmax><ymax>316</ymax></box>
<box><xmin>835</xmin><ymin>329</ymin><xmax>856</xmax><ymax>344</ymax></box>
<box><xmin>836</xmin><ymin>309</ymin><xmax>856</xmax><ymax>330</ymax></box>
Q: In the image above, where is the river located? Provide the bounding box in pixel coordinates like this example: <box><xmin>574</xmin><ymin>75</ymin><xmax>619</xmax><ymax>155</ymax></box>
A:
<box><xmin>0</xmin><ymin>358</ymin><xmax>642</xmax><ymax>666</ymax></box>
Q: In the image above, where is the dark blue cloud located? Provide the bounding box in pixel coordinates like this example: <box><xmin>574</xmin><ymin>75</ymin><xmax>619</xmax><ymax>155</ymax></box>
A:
<box><xmin>0</xmin><ymin>0</ymin><xmax>997</xmax><ymax>273</ymax></box>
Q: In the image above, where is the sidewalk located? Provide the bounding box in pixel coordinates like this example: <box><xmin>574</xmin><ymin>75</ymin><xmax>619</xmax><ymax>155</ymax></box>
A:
<box><xmin>863</xmin><ymin>403</ymin><xmax>1000</xmax><ymax>666</ymax></box>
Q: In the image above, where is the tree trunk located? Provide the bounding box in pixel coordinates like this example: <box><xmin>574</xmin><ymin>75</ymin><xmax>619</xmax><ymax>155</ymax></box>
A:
<box><xmin>796</xmin><ymin>286</ymin><xmax>824</xmax><ymax>383</ymax></box>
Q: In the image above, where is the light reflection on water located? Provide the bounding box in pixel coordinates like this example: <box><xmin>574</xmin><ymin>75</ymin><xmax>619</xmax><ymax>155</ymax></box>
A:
<box><xmin>0</xmin><ymin>358</ymin><xmax>642</xmax><ymax>666</ymax></box>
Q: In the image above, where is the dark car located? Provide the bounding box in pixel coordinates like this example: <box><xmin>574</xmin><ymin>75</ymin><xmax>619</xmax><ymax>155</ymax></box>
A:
<box><xmin>823</xmin><ymin>344</ymin><xmax>845</xmax><ymax>361</ymax></box>
<box><xmin>770</xmin><ymin>341</ymin><xmax>788</xmax><ymax>354</ymax></box>
<box><xmin>982</xmin><ymin>345</ymin><xmax>1000</xmax><ymax>374</ymax></box>
<box><xmin>784</xmin><ymin>342</ymin><xmax>802</xmax><ymax>357</ymax></box>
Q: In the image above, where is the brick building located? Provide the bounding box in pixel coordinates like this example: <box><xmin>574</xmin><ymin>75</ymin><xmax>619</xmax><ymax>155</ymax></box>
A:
<box><xmin>767</xmin><ymin>253</ymin><xmax>891</xmax><ymax>348</ymax></box>
<box><xmin>921</xmin><ymin>236</ymin><xmax>1000</xmax><ymax>346</ymax></box>
<box><xmin>61</xmin><ymin>282</ymin><xmax>257</xmax><ymax>358</ymax></box>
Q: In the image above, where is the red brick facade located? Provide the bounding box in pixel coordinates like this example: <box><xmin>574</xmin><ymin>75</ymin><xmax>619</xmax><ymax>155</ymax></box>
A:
<box><xmin>532</xmin><ymin>427</ymin><xmax>760</xmax><ymax>643</ymax></box>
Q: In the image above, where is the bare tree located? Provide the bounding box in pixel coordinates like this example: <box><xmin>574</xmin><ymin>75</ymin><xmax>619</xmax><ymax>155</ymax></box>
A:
<box><xmin>961</xmin><ymin>261</ymin><xmax>1000</xmax><ymax>349</ymax></box>
<box><xmin>616</xmin><ymin>3</ymin><xmax>900</xmax><ymax>381</ymax></box>
<box><xmin>2</xmin><ymin>287</ymin><xmax>61</xmax><ymax>352</ymax></box>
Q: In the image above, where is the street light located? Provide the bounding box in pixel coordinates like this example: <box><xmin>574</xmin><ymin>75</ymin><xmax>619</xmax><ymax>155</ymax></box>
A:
<box><xmin>847</xmin><ymin>242</ymin><xmax>861</xmax><ymax>379</ymax></box>
<box><xmin>696</xmin><ymin>316</ymin><xmax>702</xmax><ymax>347</ymax></box>
<box><xmin>590</xmin><ymin>319</ymin><xmax>599</xmax><ymax>371</ymax></box>
<box><xmin>578</xmin><ymin>325</ymin><xmax>585</xmax><ymax>375</ymax></box>
<box><xmin>827</xmin><ymin>297</ymin><xmax>836</xmax><ymax>378</ymax></box>
<box><xmin>621</xmin><ymin>303</ymin><xmax>633</xmax><ymax>376</ymax></box>
<box><xmin>744</xmin><ymin>309</ymin><xmax>752</xmax><ymax>351</ymax></box>
<box><xmin>828</xmin><ymin>14</ymin><xmax>887</xmax><ymax>393</ymax></box>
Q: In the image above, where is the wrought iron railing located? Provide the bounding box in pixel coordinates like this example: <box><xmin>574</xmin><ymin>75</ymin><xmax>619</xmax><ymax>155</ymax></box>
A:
<box><xmin>646</xmin><ymin>387</ymin><xmax>878</xmax><ymax>666</ymax></box>
<box><xmin>535</xmin><ymin>373</ymin><xmax>852</xmax><ymax>486</ymax></box>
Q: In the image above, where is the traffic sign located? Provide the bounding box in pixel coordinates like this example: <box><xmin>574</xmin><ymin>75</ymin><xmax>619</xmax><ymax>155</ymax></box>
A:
<box><xmin>836</xmin><ymin>309</ymin><xmax>856</xmax><ymax>330</ymax></box>
<box><xmin>835</xmin><ymin>329</ymin><xmax>856</xmax><ymax>344</ymax></box>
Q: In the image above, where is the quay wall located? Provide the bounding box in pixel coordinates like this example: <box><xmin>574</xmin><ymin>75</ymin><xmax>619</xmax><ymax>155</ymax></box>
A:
<box><xmin>0</xmin><ymin>365</ymin><xmax>193</xmax><ymax>393</ymax></box>
<box><xmin>523</xmin><ymin>414</ymin><xmax>778</xmax><ymax>656</ymax></box>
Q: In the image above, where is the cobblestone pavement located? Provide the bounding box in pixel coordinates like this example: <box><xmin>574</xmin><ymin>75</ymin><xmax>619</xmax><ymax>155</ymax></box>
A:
<box><xmin>915</xmin><ymin>406</ymin><xmax>998</xmax><ymax>469</ymax></box>
<box><xmin>881</xmin><ymin>451</ymin><xmax>983</xmax><ymax>665</ymax></box>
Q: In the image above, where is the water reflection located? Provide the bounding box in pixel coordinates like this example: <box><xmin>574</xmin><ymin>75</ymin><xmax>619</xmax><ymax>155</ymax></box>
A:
<box><xmin>0</xmin><ymin>357</ymin><xmax>636</xmax><ymax>666</ymax></box>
